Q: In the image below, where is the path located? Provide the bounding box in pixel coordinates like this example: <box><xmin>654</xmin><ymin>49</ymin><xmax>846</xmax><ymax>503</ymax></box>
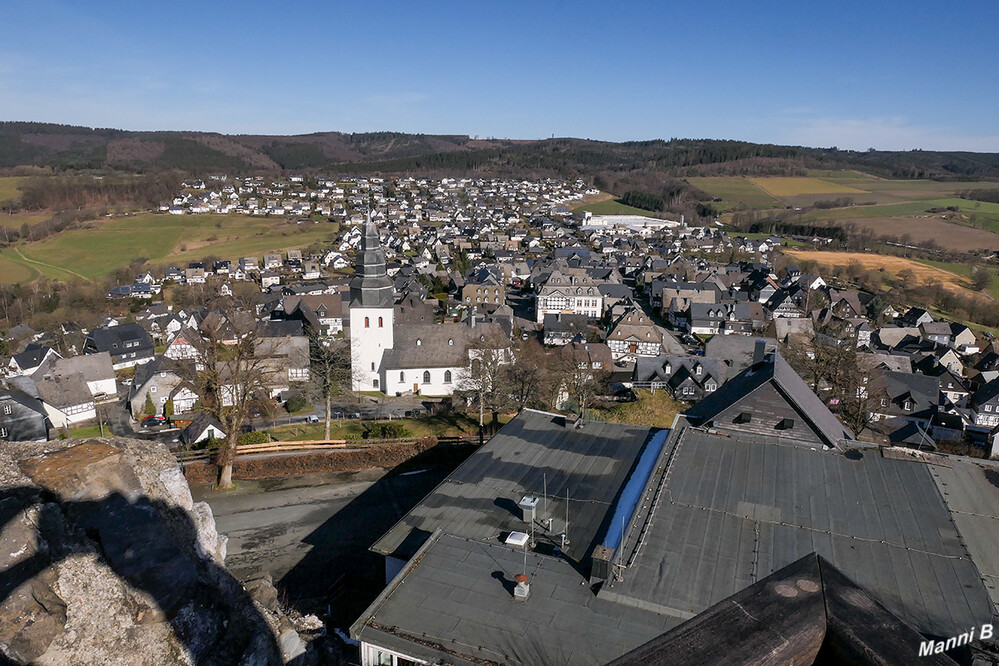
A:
<box><xmin>12</xmin><ymin>246</ymin><xmax>91</xmax><ymax>282</ymax></box>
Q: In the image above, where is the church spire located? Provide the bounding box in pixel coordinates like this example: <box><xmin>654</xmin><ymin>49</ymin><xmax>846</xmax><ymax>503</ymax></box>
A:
<box><xmin>350</xmin><ymin>211</ymin><xmax>394</xmax><ymax>307</ymax></box>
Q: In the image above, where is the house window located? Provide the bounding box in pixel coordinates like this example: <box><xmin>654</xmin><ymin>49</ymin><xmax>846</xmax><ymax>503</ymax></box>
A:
<box><xmin>378</xmin><ymin>317</ymin><xmax>384</xmax><ymax>328</ymax></box>
<box><xmin>150</xmin><ymin>387</ymin><xmax>157</xmax><ymax>393</ymax></box>
<box><xmin>903</xmin><ymin>401</ymin><xmax>913</xmax><ymax>411</ymax></box>
<box><xmin>423</xmin><ymin>371</ymin><xmax>431</xmax><ymax>384</ymax></box>
<box><xmin>371</xmin><ymin>362</ymin><xmax>375</xmax><ymax>371</ymax></box>
<box><xmin>444</xmin><ymin>370</ymin><xmax>452</xmax><ymax>384</ymax></box>
<box><xmin>373</xmin><ymin>379</ymin><xmax>379</xmax><ymax>389</ymax></box>
<box><xmin>2</xmin><ymin>404</ymin><xmax>10</xmax><ymax>415</ymax></box>
<box><xmin>364</xmin><ymin>317</ymin><xmax>370</xmax><ymax>328</ymax></box>
<box><xmin>695</xmin><ymin>365</ymin><xmax>702</xmax><ymax>376</ymax></box>
<box><xmin>400</xmin><ymin>372</ymin><xmax>405</xmax><ymax>382</ymax></box>
<box><xmin>706</xmin><ymin>382</ymin><xmax>716</xmax><ymax>392</ymax></box>
<box><xmin>0</xmin><ymin>427</ymin><xmax>7</xmax><ymax>438</ymax></box>
<box><xmin>986</xmin><ymin>405</ymin><xmax>994</xmax><ymax>412</ymax></box>
<box><xmin>448</xmin><ymin>339</ymin><xmax>454</xmax><ymax>346</ymax></box>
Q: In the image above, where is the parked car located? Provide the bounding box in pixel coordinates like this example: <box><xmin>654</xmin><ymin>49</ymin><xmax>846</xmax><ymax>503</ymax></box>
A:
<box><xmin>141</xmin><ymin>415</ymin><xmax>166</xmax><ymax>427</ymax></box>
<box><xmin>306</xmin><ymin>415</ymin><xmax>319</xmax><ymax>423</ymax></box>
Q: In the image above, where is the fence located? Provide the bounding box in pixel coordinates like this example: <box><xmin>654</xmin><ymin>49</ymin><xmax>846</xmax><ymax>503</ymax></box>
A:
<box><xmin>174</xmin><ymin>434</ymin><xmax>482</xmax><ymax>464</ymax></box>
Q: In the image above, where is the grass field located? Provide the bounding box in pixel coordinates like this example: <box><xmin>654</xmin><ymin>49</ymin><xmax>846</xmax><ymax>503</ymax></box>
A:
<box><xmin>3</xmin><ymin>213</ymin><xmax>340</xmax><ymax>282</ymax></box>
<box><xmin>573</xmin><ymin>198</ymin><xmax>661</xmax><ymax>217</ymax></box>
<box><xmin>750</xmin><ymin>177</ymin><xmax>866</xmax><ymax>197</ymax></box>
<box><xmin>687</xmin><ymin>177</ymin><xmax>781</xmax><ymax>209</ymax></box>
<box><xmin>0</xmin><ymin>212</ymin><xmax>52</xmax><ymax>229</ymax></box>
<box><xmin>0</xmin><ymin>177</ymin><xmax>25</xmax><ymax>203</ymax></box>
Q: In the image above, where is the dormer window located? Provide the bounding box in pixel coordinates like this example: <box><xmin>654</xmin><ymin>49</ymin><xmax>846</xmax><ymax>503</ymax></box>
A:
<box><xmin>416</xmin><ymin>339</ymin><xmax>422</xmax><ymax>346</ymax></box>
<box><xmin>903</xmin><ymin>400</ymin><xmax>913</xmax><ymax>411</ymax></box>
<box><xmin>448</xmin><ymin>339</ymin><xmax>454</xmax><ymax>346</ymax></box>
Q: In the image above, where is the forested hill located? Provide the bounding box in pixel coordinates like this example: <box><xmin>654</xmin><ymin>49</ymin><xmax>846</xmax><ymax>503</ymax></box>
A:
<box><xmin>2</xmin><ymin>122</ymin><xmax>999</xmax><ymax>181</ymax></box>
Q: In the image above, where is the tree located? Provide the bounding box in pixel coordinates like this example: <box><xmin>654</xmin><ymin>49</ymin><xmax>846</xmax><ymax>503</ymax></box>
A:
<box><xmin>143</xmin><ymin>392</ymin><xmax>156</xmax><ymax>416</ymax></box>
<box><xmin>504</xmin><ymin>338</ymin><xmax>548</xmax><ymax>411</ymax></box>
<box><xmin>830</xmin><ymin>354</ymin><xmax>889</xmax><ymax>437</ymax></box>
<box><xmin>971</xmin><ymin>267</ymin><xmax>993</xmax><ymax>292</ymax></box>
<box><xmin>188</xmin><ymin>305</ymin><xmax>277</xmax><ymax>490</ymax></box>
<box><xmin>557</xmin><ymin>342</ymin><xmax>609</xmax><ymax>418</ymax></box>
<box><xmin>308</xmin><ymin>333</ymin><xmax>354</xmax><ymax>440</ymax></box>
<box><xmin>457</xmin><ymin>329</ymin><xmax>510</xmax><ymax>428</ymax></box>
<box><xmin>163</xmin><ymin>399</ymin><xmax>174</xmax><ymax>420</ymax></box>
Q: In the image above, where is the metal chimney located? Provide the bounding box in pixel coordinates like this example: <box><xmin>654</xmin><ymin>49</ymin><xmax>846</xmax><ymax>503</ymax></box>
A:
<box><xmin>514</xmin><ymin>574</ymin><xmax>531</xmax><ymax>601</ymax></box>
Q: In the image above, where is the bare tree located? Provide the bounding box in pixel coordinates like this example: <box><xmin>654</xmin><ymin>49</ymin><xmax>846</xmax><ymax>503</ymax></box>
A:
<box><xmin>558</xmin><ymin>342</ymin><xmax>609</xmax><ymax>418</ymax></box>
<box><xmin>457</xmin><ymin>329</ymin><xmax>510</xmax><ymax>428</ymax></box>
<box><xmin>831</xmin><ymin>354</ymin><xmax>889</xmax><ymax>437</ymax></box>
<box><xmin>189</xmin><ymin>306</ymin><xmax>276</xmax><ymax>490</ymax></box>
<box><xmin>504</xmin><ymin>337</ymin><xmax>547</xmax><ymax>412</ymax></box>
<box><xmin>308</xmin><ymin>331</ymin><xmax>353</xmax><ymax>440</ymax></box>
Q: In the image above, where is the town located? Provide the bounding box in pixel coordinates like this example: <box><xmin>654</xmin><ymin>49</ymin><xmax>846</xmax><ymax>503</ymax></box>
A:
<box><xmin>2</xmin><ymin>174</ymin><xmax>997</xmax><ymax>459</ymax></box>
<box><xmin>4</xmin><ymin>172</ymin><xmax>999</xmax><ymax>665</ymax></box>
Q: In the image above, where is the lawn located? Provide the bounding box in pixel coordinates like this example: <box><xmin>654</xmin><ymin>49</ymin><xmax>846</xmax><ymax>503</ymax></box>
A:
<box><xmin>803</xmin><ymin>197</ymin><xmax>999</xmax><ymax>233</ymax></box>
<box><xmin>750</xmin><ymin>177</ymin><xmax>867</xmax><ymax>197</ymax></box>
<box><xmin>574</xmin><ymin>198</ymin><xmax>662</xmax><ymax>217</ymax></box>
<box><xmin>7</xmin><ymin>213</ymin><xmax>340</xmax><ymax>282</ymax></box>
<box><xmin>589</xmin><ymin>389</ymin><xmax>688</xmax><ymax>429</ymax></box>
<box><xmin>687</xmin><ymin>177</ymin><xmax>781</xmax><ymax>208</ymax></box>
<box><xmin>0</xmin><ymin>177</ymin><xmax>26</xmax><ymax>203</ymax></box>
<box><xmin>264</xmin><ymin>412</ymin><xmax>499</xmax><ymax>442</ymax></box>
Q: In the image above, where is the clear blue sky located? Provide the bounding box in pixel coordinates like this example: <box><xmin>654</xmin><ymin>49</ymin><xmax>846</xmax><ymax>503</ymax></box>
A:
<box><xmin>3</xmin><ymin>0</ymin><xmax>997</xmax><ymax>151</ymax></box>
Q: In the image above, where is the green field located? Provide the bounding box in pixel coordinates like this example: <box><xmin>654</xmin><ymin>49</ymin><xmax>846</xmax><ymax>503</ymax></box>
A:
<box><xmin>750</xmin><ymin>177</ymin><xmax>866</xmax><ymax>197</ymax></box>
<box><xmin>804</xmin><ymin>197</ymin><xmax>999</xmax><ymax>232</ymax></box>
<box><xmin>687</xmin><ymin>177</ymin><xmax>782</xmax><ymax>209</ymax></box>
<box><xmin>915</xmin><ymin>259</ymin><xmax>999</xmax><ymax>301</ymax></box>
<box><xmin>573</xmin><ymin>198</ymin><xmax>661</xmax><ymax>217</ymax></box>
<box><xmin>0</xmin><ymin>212</ymin><xmax>51</xmax><ymax>229</ymax></box>
<box><xmin>1</xmin><ymin>213</ymin><xmax>340</xmax><ymax>282</ymax></box>
<box><xmin>0</xmin><ymin>177</ymin><xmax>26</xmax><ymax>203</ymax></box>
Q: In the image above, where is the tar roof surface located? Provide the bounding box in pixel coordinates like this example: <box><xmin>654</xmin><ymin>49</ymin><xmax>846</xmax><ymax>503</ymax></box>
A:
<box><xmin>601</xmin><ymin>425</ymin><xmax>995</xmax><ymax>638</ymax></box>
<box><xmin>355</xmin><ymin>532</ymin><xmax>682</xmax><ymax>666</ymax></box>
<box><xmin>371</xmin><ymin>409</ymin><xmax>657</xmax><ymax>563</ymax></box>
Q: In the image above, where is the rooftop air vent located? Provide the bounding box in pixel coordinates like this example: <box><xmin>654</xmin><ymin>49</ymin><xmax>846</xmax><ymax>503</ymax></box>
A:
<box><xmin>513</xmin><ymin>574</ymin><xmax>531</xmax><ymax>602</ymax></box>
<box><xmin>519</xmin><ymin>495</ymin><xmax>539</xmax><ymax>523</ymax></box>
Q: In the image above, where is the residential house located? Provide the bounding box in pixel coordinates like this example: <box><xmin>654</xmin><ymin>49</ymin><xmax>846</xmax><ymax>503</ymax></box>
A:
<box><xmin>35</xmin><ymin>374</ymin><xmax>96</xmax><ymax>428</ymax></box>
<box><xmin>0</xmin><ymin>380</ymin><xmax>49</xmax><ymax>441</ymax></box>
<box><xmin>128</xmin><ymin>358</ymin><xmax>198</xmax><ymax>418</ymax></box>
<box><xmin>83</xmin><ymin>323</ymin><xmax>155</xmax><ymax>370</ymax></box>
<box><xmin>7</xmin><ymin>344</ymin><xmax>60</xmax><ymax>377</ymax></box>
<box><xmin>632</xmin><ymin>355</ymin><xmax>726</xmax><ymax>401</ymax></box>
<box><xmin>606</xmin><ymin>309</ymin><xmax>667</xmax><ymax>360</ymax></box>
<box><xmin>181</xmin><ymin>412</ymin><xmax>226</xmax><ymax>446</ymax></box>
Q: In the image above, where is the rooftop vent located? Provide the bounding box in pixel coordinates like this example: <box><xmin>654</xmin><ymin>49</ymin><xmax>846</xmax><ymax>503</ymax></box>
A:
<box><xmin>519</xmin><ymin>495</ymin><xmax>539</xmax><ymax>523</ymax></box>
<box><xmin>777</xmin><ymin>418</ymin><xmax>794</xmax><ymax>430</ymax></box>
<box><xmin>735</xmin><ymin>412</ymin><xmax>752</xmax><ymax>424</ymax></box>
<box><xmin>513</xmin><ymin>574</ymin><xmax>531</xmax><ymax>602</ymax></box>
<box><xmin>753</xmin><ymin>339</ymin><xmax>766</xmax><ymax>366</ymax></box>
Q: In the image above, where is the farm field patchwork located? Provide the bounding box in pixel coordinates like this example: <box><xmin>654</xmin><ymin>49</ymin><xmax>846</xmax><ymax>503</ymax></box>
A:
<box><xmin>687</xmin><ymin>177</ymin><xmax>781</xmax><ymax>208</ymax></box>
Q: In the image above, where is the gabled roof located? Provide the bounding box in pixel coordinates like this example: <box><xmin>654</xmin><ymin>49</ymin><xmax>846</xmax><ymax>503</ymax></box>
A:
<box><xmin>685</xmin><ymin>352</ymin><xmax>854</xmax><ymax>448</ymax></box>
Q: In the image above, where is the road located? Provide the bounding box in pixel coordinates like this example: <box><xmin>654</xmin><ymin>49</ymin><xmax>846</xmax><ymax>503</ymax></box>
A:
<box><xmin>193</xmin><ymin>456</ymin><xmax>462</xmax><ymax>627</ymax></box>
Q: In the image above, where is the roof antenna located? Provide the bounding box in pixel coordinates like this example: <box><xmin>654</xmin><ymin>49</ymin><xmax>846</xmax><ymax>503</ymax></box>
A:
<box><xmin>561</xmin><ymin>487</ymin><xmax>571</xmax><ymax>549</ymax></box>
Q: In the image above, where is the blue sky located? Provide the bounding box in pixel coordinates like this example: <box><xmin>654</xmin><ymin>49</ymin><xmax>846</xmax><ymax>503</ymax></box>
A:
<box><xmin>3</xmin><ymin>0</ymin><xmax>997</xmax><ymax>151</ymax></box>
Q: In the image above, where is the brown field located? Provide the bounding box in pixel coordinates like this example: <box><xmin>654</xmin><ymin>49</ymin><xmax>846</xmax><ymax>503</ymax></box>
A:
<box><xmin>836</xmin><ymin>216</ymin><xmax>999</xmax><ymax>252</ymax></box>
<box><xmin>785</xmin><ymin>249</ymin><xmax>978</xmax><ymax>297</ymax></box>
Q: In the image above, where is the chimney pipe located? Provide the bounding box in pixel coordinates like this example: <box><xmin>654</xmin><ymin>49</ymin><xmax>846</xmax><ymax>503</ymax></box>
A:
<box><xmin>753</xmin><ymin>339</ymin><xmax>766</xmax><ymax>366</ymax></box>
<box><xmin>514</xmin><ymin>574</ymin><xmax>531</xmax><ymax>601</ymax></box>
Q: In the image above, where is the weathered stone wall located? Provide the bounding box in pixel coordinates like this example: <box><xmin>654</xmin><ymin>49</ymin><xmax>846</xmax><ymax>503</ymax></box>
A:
<box><xmin>0</xmin><ymin>438</ymin><xmax>319</xmax><ymax>665</ymax></box>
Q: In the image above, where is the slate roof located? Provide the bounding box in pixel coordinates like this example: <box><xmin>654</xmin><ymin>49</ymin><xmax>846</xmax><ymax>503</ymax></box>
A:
<box><xmin>685</xmin><ymin>352</ymin><xmax>854</xmax><ymax>448</ymax></box>
<box><xmin>11</xmin><ymin>343</ymin><xmax>57</xmax><ymax>372</ymax></box>
<box><xmin>35</xmin><ymin>373</ymin><xmax>93</xmax><ymax>409</ymax></box>
<box><xmin>381</xmin><ymin>322</ymin><xmax>504</xmax><ymax>371</ymax></box>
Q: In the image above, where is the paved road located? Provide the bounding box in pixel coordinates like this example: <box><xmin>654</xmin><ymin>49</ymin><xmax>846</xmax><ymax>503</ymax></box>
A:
<box><xmin>193</xmin><ymin>458</ymin><xmax>460</xmax><ymax>626</ymax></box>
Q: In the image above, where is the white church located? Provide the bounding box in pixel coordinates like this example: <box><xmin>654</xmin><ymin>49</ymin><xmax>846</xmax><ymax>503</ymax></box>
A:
<box><xmin>349</xmin><ymin>218</ymin><xmax>505</xmax><ymax>397</ymax></box>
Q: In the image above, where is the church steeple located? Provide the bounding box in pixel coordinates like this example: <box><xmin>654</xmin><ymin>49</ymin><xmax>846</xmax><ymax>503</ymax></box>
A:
<box><xmin>350</xmin><ymin>213</ymin><xmax>394</xmax><ymax>307</ymax></box>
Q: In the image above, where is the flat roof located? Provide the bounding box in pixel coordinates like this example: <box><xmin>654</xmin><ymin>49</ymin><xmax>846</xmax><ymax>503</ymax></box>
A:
<box><xmin>371</xmin><ymin>409</ymin><xmax>658</xmax><ymax>565</ymax></box>
<box><xmin>602</xmin><ymin>425</ymin><xmax>996</xmax><ymax>638</ymax></box>
<box><xmin>354</xmin><ymin>532</ymin><xmax>682</xmax><ymax>666</ymax></box>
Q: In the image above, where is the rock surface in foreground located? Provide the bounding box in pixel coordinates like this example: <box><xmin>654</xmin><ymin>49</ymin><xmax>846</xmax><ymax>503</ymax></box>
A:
<box><xmin>0</xmin><ymin>438</ymin><xmax>319</xmax><ymax>665</ymax></box>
